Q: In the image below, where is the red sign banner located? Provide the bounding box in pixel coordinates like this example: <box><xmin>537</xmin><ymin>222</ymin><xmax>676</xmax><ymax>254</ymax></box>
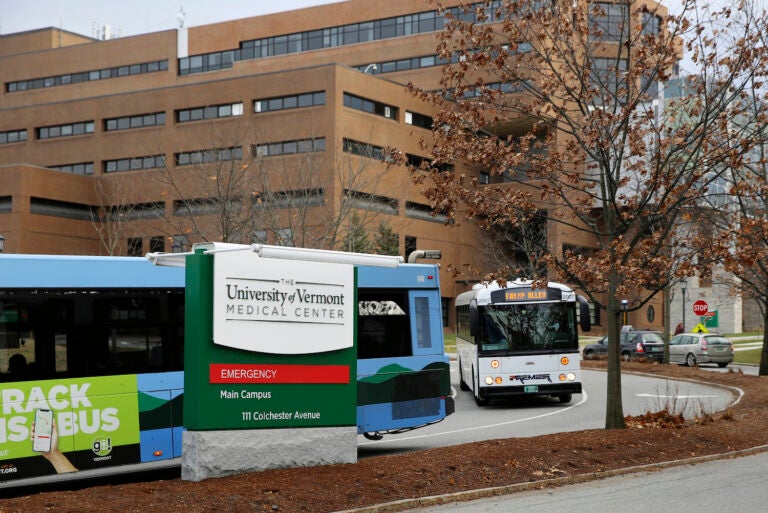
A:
<box><xmin>209</xmin><ymin>363</ymin><xmax>350</xmax><ymax>384</ymax></box>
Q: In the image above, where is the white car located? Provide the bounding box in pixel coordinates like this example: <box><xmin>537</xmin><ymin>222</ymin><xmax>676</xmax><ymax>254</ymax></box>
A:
<box><xmin>668</xmin><ymin>333</ymin><xmax>734</xmax><ymax>368</ymax></box>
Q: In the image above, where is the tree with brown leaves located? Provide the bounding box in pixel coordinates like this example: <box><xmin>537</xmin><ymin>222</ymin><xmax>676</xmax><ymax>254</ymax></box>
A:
<box><xmin>411</xmin><ymin>0</ymin><xmax>768</xmax><ymax>427</ymax></box>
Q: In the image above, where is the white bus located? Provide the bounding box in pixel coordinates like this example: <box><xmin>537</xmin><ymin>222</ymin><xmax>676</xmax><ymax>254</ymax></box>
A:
<box><xmin>455</xmin><ymin>280</ymin><xmax>591</xmax><ymax>406</ymax></box>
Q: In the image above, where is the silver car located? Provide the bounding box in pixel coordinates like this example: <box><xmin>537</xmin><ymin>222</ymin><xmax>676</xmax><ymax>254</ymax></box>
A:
<box><xmin>668</xmin><ymin>333</ymin><xmax>734</xmax><ymax>368</ymax></box>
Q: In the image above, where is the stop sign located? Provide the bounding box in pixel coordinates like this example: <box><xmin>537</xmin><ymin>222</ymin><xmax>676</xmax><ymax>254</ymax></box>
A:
<box><xmin>692</xmin><ymin>300</ymin><xmax>709</xmax><ymax>316</ymax></box>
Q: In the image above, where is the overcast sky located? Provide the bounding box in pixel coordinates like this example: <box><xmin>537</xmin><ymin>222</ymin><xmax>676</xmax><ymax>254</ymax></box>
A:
<box><xmin>0</xmin><ymin>1</ymin><xmax>344</xmax><ymax>38</ymax></box>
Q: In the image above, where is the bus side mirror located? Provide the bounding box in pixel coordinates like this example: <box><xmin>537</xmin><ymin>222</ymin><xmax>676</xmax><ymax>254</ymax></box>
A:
<box><xmin>578</xmin><ymin>295</ymin><xmax>591</xmax><ymax>332</ymax></box>
<box><xmin>469</xmin><ymin>301</ymin><xmax>479</xmax><ymax>337</ymax></box>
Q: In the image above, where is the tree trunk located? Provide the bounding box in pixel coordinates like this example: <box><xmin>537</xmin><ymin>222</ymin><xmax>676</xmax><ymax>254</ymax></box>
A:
<box><xmin>604</xmin><ymin>275</ymin><xmax>626</xmax><ymax>429</ymax></box>
<box><xmin>759</xmin><ymin>307</ymin><xmax>768</xmax><ymax>376</ymax></box>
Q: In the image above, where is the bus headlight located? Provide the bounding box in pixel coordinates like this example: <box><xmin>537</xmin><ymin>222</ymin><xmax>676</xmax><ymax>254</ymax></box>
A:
<box><xmin>485</xmin><ymin>376</ymin><xmax>494</xmax><ymax>385</ymax></box>
<box><xmin>560</xmin><ymin>356</ymin><xmax>569</xmax><ymax>365</ymax></box>
<box><xmin>495</xmin><ymin>377</ymin><xmax>503</xmax><ymax>384</ymax></box>
<box><xmin>491</xmin><ymin>360</ymin><xmax>500</xmax><ymax>369</ymax></box>
<box><xmin>559</xmin><ymin>372</ymin><xmax>577</xmax><ymax>382</ymax></box>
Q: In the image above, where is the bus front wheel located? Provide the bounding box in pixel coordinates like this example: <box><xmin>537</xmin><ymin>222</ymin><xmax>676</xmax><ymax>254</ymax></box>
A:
<box><xmin>459</xmin><ymin>361</ymin><xmax>470</xmax><ymax>391</ymax></box>
<box><xmin>474</xmin><ymin>391</ymin><xmax>488</xmax><ymax>406</ymax></box>
<box><xmin>472</xmin><ymin>367</ymin><xmax>489</xmax><ymax>405</ymax></box>
<box><xmin>558</xmin><ymin>394</ymin><xmax>572</xmax><ymax>404</ymax></box>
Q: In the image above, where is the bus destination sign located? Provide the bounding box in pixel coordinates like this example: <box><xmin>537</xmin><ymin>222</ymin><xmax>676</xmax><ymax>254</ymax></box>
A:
<box><xmin>490</xmin><ymin>287</ymin><xmax>563</xmax><ymax>303</ymax></box>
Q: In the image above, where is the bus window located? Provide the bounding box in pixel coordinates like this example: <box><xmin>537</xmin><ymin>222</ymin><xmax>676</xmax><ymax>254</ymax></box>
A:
<box><xmin>357</xmin><ymin>290</ymin><xmax>412</xmax><ymax>359</ymax></box>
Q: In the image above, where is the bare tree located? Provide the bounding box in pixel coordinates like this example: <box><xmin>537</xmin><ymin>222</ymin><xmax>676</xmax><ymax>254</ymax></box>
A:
<box><xmin>412</xmin><ymin>0</ymin><xmax>768</xmax><ymax>427</ymax></box>
<box><xmin>90</xmin><ymin>175</ymin><xmax>145</xmax><ymax>256</ymax></box>
<box><xmin>152</xmin><ymin>116</ymin><xmax>410</xmax><ymax>253</ymax></box>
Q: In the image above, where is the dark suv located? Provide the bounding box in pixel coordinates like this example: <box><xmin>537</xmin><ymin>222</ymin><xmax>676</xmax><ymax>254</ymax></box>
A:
<box><xmin>583</xmin><ymin>330</ymin><xmax>665</xmax><ymax>362</ymax></box>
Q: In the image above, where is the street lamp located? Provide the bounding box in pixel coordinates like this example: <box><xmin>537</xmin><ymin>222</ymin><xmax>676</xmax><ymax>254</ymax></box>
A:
<box><xmin>621</xmin><ymin>299</ymin><xmax>628</xmax><ymax>327</ymax></box>
<box><xmin>681</xmin><ymin>279</ymin><xmax>687</xmax><ymax>332</ymax></box>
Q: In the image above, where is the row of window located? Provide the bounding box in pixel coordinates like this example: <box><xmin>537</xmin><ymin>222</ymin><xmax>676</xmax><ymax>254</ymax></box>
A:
<box><xmin>50</xmin><ymin>162</ymin><xmax>95</xmax><ymax>175</ymax></box>
<box><xmin>254</xmin><ymin>91</ymin><xmax>325</xmax><ymax>113</ymax></box>
<box><xmin>105</xmin><ymin>112</ymin><xmax>166</xmax><ymax>132</ymax></box>
<box><xmin>8</xmin><ymin>90</ymin><xmax>426</xmax><ymax>148</ymax></box>
<box><xmin>589</xmin><ymin>2</ymin><xmax>661</xmax><ymax>42</ymax></box>
<box><xmin>0</xmin><ymin>129</ymin><xmax>27</xmax><ymax>144</ymax></box>
<box><xmin>104</xmin><ymin>155</ymin><xmax>166</xmax><ymax>173</ymax></box>
<box><xmin>354</xmin><ymin>43</ymin><xmax>533</xmax><ymax>77</ymax></box>
<box><xmin>42</xmin><ymin>132</ymin><xmax>444</xmax><ymax>176</ymax></box>
<box><xmin>6</xmin><ymin>60</ymin><xmax>168</xmax><ymax>93</ymax></box>
<box><xmin>253</xmin><ymin>137</ymin><xmax>326</xmax><ymax>157</ymax></box>
<box><xmin>178</xmin><ymin>1</ymin><xmax>525</xmax><ymax>76</ymax></box>
<box><xmin>176</xmin><ymin>102</ymin><xmax>243</xmax><ymax>123</ymax></box>
<box><xmin>175</xmin><ymin>146</ymin><xmax>243</xmax><ymax>166</ymax></box>
<box><xmin>37</xmin><ymin>121</ymin><xmax>95</xmax><ymax>140</ymax></box>
<box><xmin>343</xmin><ymin>93</ymin><xmax>398</xmax><ymax>121</ymax></box>
<box><xmin>177</xmin><ymin>0</ymin><xmax>656</xmax><ymax>78</ymax></box>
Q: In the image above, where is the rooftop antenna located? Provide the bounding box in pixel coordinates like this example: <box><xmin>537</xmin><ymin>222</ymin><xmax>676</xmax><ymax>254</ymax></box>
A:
<box><xmin>177</xmin><ymin>3</ymin><xmax>186</xmax><ymax>28</ymax></box>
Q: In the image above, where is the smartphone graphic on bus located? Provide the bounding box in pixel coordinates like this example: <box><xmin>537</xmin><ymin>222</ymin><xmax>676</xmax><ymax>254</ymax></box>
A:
<box><xmin>33</xmin><ymin>409</ymin><xmax>54</xmax><ymax>453</ymax></box>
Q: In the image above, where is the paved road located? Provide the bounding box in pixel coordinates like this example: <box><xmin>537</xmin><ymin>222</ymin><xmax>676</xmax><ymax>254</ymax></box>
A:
<box><xmin>358</xmin><ymin>365</ymin><xmax>737</xmax><ymax>456</ymax></box>
<box><xmin>404</xmin><ymin>450</ymin><xmax>768</xmax><ymax>512</ymax></box>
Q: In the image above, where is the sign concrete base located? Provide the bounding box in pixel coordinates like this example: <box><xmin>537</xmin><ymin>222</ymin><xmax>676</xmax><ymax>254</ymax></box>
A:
<box><xmin>181</xmin><ymin>426</ymin><xmax>357</xmax><ymax>481</ymax></box>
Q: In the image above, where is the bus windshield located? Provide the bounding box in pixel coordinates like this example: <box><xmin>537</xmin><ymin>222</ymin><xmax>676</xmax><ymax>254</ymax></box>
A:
<box><xmin>479</xmin><ymin>303</ymin><xmax>577</xmax><ymax>353</ymax></box>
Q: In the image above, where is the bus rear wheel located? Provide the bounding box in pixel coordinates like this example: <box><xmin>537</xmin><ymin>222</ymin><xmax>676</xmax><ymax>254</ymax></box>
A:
<box><xmin>558</xmin><ymin>394</ymin><xmax>572</xmax><ymax>404</ymax></box>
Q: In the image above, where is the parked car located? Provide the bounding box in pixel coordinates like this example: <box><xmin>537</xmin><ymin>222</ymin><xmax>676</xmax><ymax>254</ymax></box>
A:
<box><xmin>668</xmin><ymin>332</ymin><xmax>734</xmax><ymax>367</ymax></box>
<box><xmin>582</xmin><ymin>330</ymin><xmax>665</xmax><ymax>362</ymax></box>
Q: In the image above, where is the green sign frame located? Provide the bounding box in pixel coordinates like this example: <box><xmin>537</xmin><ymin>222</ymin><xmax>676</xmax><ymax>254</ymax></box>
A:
<box><xmin>183</xmin><ymin>249</ymin><xmax>357</xmax><ymax>431</ymax></box>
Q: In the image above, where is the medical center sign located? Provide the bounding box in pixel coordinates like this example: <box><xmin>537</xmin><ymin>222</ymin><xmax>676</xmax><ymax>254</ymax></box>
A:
<box><xmin>214</xmin><ymin>252</ymin><xmax>353</xmax><ymax>354</ymax></box>
<box><xmin>184</xmin><ymin>248</ymin><xmax>356</xmax><ymax>431</ymax></box>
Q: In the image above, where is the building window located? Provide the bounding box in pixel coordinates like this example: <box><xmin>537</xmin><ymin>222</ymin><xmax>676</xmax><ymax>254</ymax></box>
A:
<box><xmin>276</xmin><ymin>228</ymin><xmax>294</xmax><ymax>246</ymax></box>
<box><xmin>0</xmin><ymin>129</ymin><xmax>27</xmax><ymax>144</ymax></box>
<box><xmin>6</xmin><ymin>59</ymin><xmax>168</xmax><ymax>93</ymax></box>
<box><xmin>442</xmin><ymin>297</ymin><xmax>450</xmax><ymax>328</ymax></box>
<box><xmin>405</xmin><ymin>201</ymin><xmax>449</xmax><ymax>223</ymax></box>
<box><xmin>589</xmin><ymin>2</ymin><xmax>629</xmax><ymax>41</ymax></box>
<box><xmin>252</xmin><ymin>230</ymin><xmax>268</xmax><ymax>244</ymax></box>
<box><xmin>253</xmin><ymin>138</ymin><xmax>325</xmax><ymax>157</ymax></box>
<box><xmin>127</xmin><ymin>237</ymin><xmax>143</xmax><ymax>256</ymax></box>
<box><xmin>0</xmin><ymin>196</ymin><xmax>12</xmax><ymax>214</ymax></box>
<box><xmin>104</xmin><ymin>155</ymin><xmax>165</xmax><ymax>173</ymax></box>
<box><xmin>172</xmin><ymin>235</ymin><xmax>190</xmax><ymax>253</ymax></box>
<box><xmin>149</xmin><ymin>236</ymin><xmax>165</xmax><ymax>253</ymax></box>
<box><xmin>344</xmin><ymin>190</ymin><xmax>398</xmax><ymax>215</ymax></box>
<box><xmin>176</xmin><ymin>102</ymin><xmax>243</xmax><ymax>123</ymax></box>
<box><xmin>254</xmin><ymin>91</ymin><xmax>325</xmax><ymax>113</ymax></box>
<box><xmin>343</xmin><ymin>92</ymin><xmax>398</xmax><ymax>121</ymax></box>
<box><xmin>406</xmin><ymin>153</ymin><xmax>453</xmax><ymax>172</ymax></box>
<box><xmin>105</xmin><ymin>112</ymin><xmax>166</xmax><ymax>131</ymax></box>
<box><xmin>173</xmin><ymin>198</ymin><xmax>224</xmax><ymax>216</ymax></box>
<box><xmin>29</xmin><ymin>197</ymin><xmax>94</xmax><ymax>220</ymax></box>
<box><xmin>176</xmin><ymin>147</ymin><xmax>242</xmax><ymax>166</ymax></box>
<box><xmin>405</xmin><ymin>111</ymin><xmax>433</xmax><ymax>129</ymax></box>
<box><xmin>37</xmin><ymin>121</ymin><xmax>95</xmax><ymax>140</ymax></box>
<box><xmin>49</xmin><ymin>162</ymin><xmax>94</xmax><ymax>175</ymax></box>
<box><xmin>342</xmin><ymin>138</ymin><xmax>386</xmax><ymax>160</ymax></box>
<box><xmin>405</xmin><ymin>235</ymin><xmax>417</xmax><ymax>262</ymax></box>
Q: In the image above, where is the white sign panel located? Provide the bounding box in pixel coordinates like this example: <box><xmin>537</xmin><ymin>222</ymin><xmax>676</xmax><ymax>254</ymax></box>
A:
<box><xmin>213</xmin><ymin>250</ymin><xmax>354</xmax><ymax>354</ymax></box>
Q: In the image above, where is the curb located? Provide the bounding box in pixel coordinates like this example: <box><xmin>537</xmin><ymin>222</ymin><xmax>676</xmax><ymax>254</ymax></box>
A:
<box><xmin>337</xmin><ymin>368</ymin><xmax>756</xmax><ymax>513</ymax></box>
<box><xmin>336</xmin><ymin>444</ymin><xmax>768</xmax><ymax>513</ymax></box>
